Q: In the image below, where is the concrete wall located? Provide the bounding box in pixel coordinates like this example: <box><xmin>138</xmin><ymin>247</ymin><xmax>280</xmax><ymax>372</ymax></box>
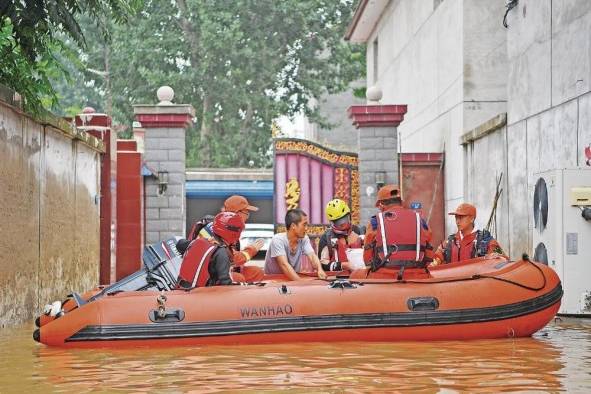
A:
<box><xmin>463</xmin><ymin>88</ymin><xmax>590</xmax><ymax>260</ymax></box>
<box><xmin>369</xmin><ymin>0</ymin><xmax>458</xmax><ymax>153</ymax></box>
<box><xmin>463</xmin><ymin>119</ymin><xmax>510</xmax><ymax>255</ymax></box>
<box><xmin>0</xmin><ymin>100</ymin><xmax>101</xmax><ymax>327</ymax></box>
<box><xmin>365</xmin><ymin>0</ymin><xmax>508</xmax><ymax>233</ymax></box>
<box><xmin>506</xmin><ymin>0</ymin><xmax>591</xmax><ymax>124</ymax></box>
<box><xmin>470</xmin><ymin>0</ymin><xmax>591</xmax><ymax>258</ymax></box>
<box><xmin>352</xmin><ymin>0</ymin><xmax>590</xmax><ymax>254</ymax></box>
<box><xmin>506</xmin><ymin>0</ymin><xmax>591</xmax><ymax>169</ymax></box>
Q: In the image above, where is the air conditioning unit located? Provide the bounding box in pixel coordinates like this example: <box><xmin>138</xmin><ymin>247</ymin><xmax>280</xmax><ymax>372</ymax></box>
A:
<box><xmin>532</xmin><ymin>168</ymin><xmax>591</xmax><ymax>316</ymax></box>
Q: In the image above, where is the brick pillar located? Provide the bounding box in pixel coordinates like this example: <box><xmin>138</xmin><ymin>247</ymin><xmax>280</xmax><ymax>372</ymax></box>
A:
<box><xmin>348</xmin><ymin>104</ymin><xmax>407</xmax><ymax>224</ymax></box>
<box><xmin>133</xmin><ymin>86</ymin><xmax>195</xmax><ymax>244</ymax></box>
<box><xmin>116</xmin><ymin>139</ymin><xmax>143</xmax><ymax>280</ymax></box>
<box><xmin>75</xmin><ymin>107</ymin><xmax>116</xmax><ymax>285</ymax></box>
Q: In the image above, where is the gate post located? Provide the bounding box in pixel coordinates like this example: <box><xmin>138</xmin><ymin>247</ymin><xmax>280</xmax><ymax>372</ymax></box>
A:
<box><xmin>348</xmin><ymin>95</ymin><xmax>407</xmax><ymax>224</ymax></box>
<box><xmin>133</xmin><ymin>86</ymin><xmax>195</xmax><ymax>244</ymax></box>
<box><xmin>75</xmin><ymin>107</ymin><xmax>116</xmax><ymax>285</ymax></box>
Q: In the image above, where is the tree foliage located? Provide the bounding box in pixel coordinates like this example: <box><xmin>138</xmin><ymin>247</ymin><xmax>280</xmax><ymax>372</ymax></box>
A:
<box><xmin>0</xmin><ymin>0</ymin><xmax>140</xmax><ymax>112</ymax></box>
<box><xmin>0</xmin><ymin>19</ymin><xmax>56</xmax><ymax>110</ymax></box>
<box><xmin>51</xmin><ymin>0</ymin><xmax>365</xmax><ymax>167</ymax></box>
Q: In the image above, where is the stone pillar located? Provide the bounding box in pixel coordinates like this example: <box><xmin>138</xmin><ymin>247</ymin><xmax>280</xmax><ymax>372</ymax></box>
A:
<box><xmin>132</xmin><ymin>120</ymin><xmax>145</xmax><ymax>154</ymax></box>
<box><xmin>348</xmin><ymin>101</ymin><xmax>407</xmax><ymax>224</ymax></box>
<box><xmin>133</xmin><ymin>86</ymin><xmax>195</xmax><ymax>244</ymax></box>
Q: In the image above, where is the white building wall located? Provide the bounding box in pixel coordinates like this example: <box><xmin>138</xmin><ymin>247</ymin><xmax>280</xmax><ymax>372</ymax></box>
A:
<box><xmin>461</xmin><ymin>0</ymin><xmax>591</xmax><ymax>259</ymax></box>
<box><xmin>463</xmin><ymin>0</ymin><xmax>508</xmax><ymax>131</ymax></box>
<box><xmin>507</xmin><ymin>0</ymin><xmax>552</xmax><ymax>124</ymax></box>
<box><xmin>500</xmin><ymin>0</ymin><xmax>591</xmax><ymax>257</ymax></box>
<box><xmin>365</xmin><ymin>0</ymin><xmax>507</xmax><ymax>233</ymax></box>
<box><xmin>350</xmin><ymin>0</ymin><xmax>591</xmax><ymax>257</ymax></box>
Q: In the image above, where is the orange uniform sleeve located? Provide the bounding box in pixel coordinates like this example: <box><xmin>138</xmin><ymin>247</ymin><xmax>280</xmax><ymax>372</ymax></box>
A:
<box><xmin>363</xmin><ymin>224</ymin><xmax>376</xmax><ymax>264</ymax></box>
<box><xmin>231</xmin><ymin>246</ymin><xmax>257</xmax><ymax>266</ymax></box>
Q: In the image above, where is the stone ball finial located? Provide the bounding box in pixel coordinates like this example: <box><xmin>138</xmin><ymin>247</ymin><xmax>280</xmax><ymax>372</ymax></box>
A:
<box><xmin>366</xmin><ymin>85</ymin><xmax>383</xmax><ymax>103</ymax></box>
<box><xmin>79</xmin><ymin>106</ymin><xmax>96</xmax><ymax>124</ymax></box>
<box><xmin>157</xmin><ymin>86</ymin><xmax>174</xmax><ymax>105</ymax></box>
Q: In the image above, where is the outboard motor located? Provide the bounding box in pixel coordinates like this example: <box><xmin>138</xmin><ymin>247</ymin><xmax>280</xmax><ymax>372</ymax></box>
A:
<box><xmin>142</xmin><ymin>238</ymin><xmax>184</xmax><ymax>290</ymax></box>
<box><xmin>36</xmin><ymin>237</ymin><xmax>185</xmax><ymax>329</ymax></box>
<box><xmin>87</xmin><ymin>237</ymin><xmax>184</xmax><ymax>302</ymax></box>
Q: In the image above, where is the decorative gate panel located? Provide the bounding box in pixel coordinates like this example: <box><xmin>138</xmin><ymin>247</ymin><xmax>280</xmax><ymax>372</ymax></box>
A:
<box><xmin>274</xmin><ymin>138</ymin><xmax>359</xmax><ymax>237</ymax></box>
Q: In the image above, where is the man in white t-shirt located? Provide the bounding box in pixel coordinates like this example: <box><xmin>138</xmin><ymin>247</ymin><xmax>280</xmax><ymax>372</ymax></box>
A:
<box><xmin>264</xmin><ymin>209</ymin><xmax>327</xmax><ymax>281</ymax></box>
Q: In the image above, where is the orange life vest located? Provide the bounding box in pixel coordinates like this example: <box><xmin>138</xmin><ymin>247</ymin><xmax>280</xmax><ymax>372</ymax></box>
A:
<box><xmin>177</xmin><ymin>238</ymin><xmax>219</xmax><ymax>288</ymax></box>
<box><xmin>373</xmin><ymin>208</ymin><xmax>428</xmax><ymax>270</ymax></box>
<box><xmin>443</xmin><ymin>230</ymin><xmax>494</xmax><ymax>263</ymax></box>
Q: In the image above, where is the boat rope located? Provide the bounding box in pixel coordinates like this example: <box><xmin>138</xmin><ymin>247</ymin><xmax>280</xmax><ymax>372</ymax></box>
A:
<box><xmin>471</xmin><ymin>254</ymin><xmax>547</xmax><ymax>291</ymax></box>
<box><xmin>157</xmin><ymin>294</ymin><xmax>167</xmax><ymax>318</ymax></box>
<box><xmin>326</xmin><ymin>254</ymin><xmax>547</xmax><ymax>292</ymax></box>
<box><xmin>179</xmin><ymin>281</ymin><xmax>267</xmax><ymax>291</ymax></box>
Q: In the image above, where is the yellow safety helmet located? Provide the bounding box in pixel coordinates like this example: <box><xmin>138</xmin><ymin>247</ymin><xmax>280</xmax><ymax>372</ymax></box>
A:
<box><xmin>326</xmin><ymin>198</ymin><xmax>351</xmax><ymax>221</ymax></box>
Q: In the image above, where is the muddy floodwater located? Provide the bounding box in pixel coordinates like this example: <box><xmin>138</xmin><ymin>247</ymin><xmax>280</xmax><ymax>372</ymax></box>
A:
<box><xmin>0</xmin><ymin>319</ymin><xmax>590</xmax><ymax>392</ymax></box>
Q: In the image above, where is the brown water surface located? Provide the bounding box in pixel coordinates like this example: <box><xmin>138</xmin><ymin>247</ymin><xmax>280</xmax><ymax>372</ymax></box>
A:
<box><xmin>0</xmin><ymin>319</ymin><xmax>590</xmax><ymax>392</ymax></box>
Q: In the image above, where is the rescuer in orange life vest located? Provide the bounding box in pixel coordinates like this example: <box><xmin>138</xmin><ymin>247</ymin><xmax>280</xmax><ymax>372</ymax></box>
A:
<box><xmin>177</xmin><ymin>211</ymin><xmax>245</xmax><ymax>288</ymax></box>
<box><xmin>317</xmin><ymin>198</ymin><xmax>364</xmax><ymax>271</ymax></box>
<box><xmin>356</xmin><ymin>184</ymin><xmax>434</xmax><ymax>280</ymax></box>
<box><xmin>182</xmin><ymin>195</ymin><xmax>265</xmax><ymax>283</ymax></box>
<box><xmin>431</xmin><ymin>203</ymin><xmax>505</xmax><ymax>265</ymax></box>
<box><xmin>219</xmin><ymin>195</ymin><xmax>266</xmax><ymax>282</ymax></box>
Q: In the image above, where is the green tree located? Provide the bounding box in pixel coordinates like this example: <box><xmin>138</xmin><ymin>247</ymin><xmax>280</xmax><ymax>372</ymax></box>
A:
<box><xmin>51</xmin><ymin>0</ymin><xmax>365</xmax><ymax>168</ymax></box>
<box><xmin>0</xmin><ymin>19</ymin><xmax>56</xmax><ymax>111</ymax></box>
<box><xmin>0</xmin><ymin>0</ymin><xmax>140</xmax><ymax>113</ymax></box>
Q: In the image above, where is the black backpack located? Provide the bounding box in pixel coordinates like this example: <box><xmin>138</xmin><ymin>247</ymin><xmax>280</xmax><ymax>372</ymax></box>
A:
<box><xmin>443</xmin><ymin>229</ymin><xmax>493</xmax><ymax>263</ymax></box>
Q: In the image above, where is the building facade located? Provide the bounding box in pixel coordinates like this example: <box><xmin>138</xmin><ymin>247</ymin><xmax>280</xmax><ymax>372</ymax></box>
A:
<box><xmin>346</xmin><ymin>0</ymin><xmax>591</xmax><ymax>261</ymax></box>
<box><xmin>347</xmin><ymin>0</ymin><xmax>508</xmax><ymax>236</ymax></box>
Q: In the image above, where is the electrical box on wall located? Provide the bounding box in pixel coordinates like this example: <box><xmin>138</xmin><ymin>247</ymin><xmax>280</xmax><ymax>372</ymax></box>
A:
<box><xmin>532</xmin><ymin>168</ymin><xmax>591</xmax><ymax>316</ymax></box>
<box><xmin>569</xmin><ymin>187</ymin><xmax>591</xmax><ymax>206</ymax></box>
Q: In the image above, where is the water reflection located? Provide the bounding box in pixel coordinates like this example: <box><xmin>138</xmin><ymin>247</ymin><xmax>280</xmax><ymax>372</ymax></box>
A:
<box><xmin>1</xmin><ymin>320</ymin><xmax>590</xmax><ymax>392</ymax></box>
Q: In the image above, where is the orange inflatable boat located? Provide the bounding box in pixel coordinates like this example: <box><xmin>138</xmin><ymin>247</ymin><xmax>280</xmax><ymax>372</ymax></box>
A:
<box><xmin>34</xmin><ymin>250</ymin><xmax>562</xmax><ymax>347</ymax></box>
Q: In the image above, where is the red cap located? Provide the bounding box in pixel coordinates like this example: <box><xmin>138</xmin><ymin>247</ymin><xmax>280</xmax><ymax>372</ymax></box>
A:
<box><xmin>223</xmin><ymin>195</ymin><xmax>259</xmax><ymax>213</ymax></box>
<box><xmin>448</xmin><ymin>203</ymin><xmax>477</xmax><ymax>217</ymax></box>
<box><xmin>375</xmin><ymin>184</ymin><xmax>401</xmax><ymax>207</ymax></box>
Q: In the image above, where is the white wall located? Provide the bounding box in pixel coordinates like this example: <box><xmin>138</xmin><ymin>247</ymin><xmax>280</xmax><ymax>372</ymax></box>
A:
<box><xmin>501</xmin><ymin>0</ymin><xmax>591</xmax><ymax>256</ymax></box>
<box><xmin>355</xmin><ymin>0</ymin><xmax>591</xmax><ymax>253</ymax></box>
<box><xmin>460</xmin><ymin>0</ymin><xmax>591</xmax><ymax>259</ymax></box>
<box><xmin>365</xmin><ymin>0</ymin><xmax>507</xmax><ymax>233</ymax></box>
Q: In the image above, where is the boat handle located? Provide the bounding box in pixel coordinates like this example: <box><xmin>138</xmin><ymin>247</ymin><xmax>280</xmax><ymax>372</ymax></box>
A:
<box><xmin>328</xmin><ymin>279</ymin><xmax>358</xmax><ymax>289</ymax></box>
<box><xmin>149</xmin><ymin>308</ymin><xmax>185</xmax><ymax>323</ymax></box>
<box><xmin>407</xmin><ymin>297</ymin><xmax>439</xmax><ymax>311</ymax></box>
<box><xmin>279</xmin><ymin>284</ymin><xmax>292</xmax><ymax>295</ymax></box>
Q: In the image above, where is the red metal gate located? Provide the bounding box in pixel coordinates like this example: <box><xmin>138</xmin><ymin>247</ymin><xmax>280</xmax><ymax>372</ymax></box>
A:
<box><xmin>401</xmin><ymin>153</ymin><xmax>445</xmax><ymax>247</ymax></box>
